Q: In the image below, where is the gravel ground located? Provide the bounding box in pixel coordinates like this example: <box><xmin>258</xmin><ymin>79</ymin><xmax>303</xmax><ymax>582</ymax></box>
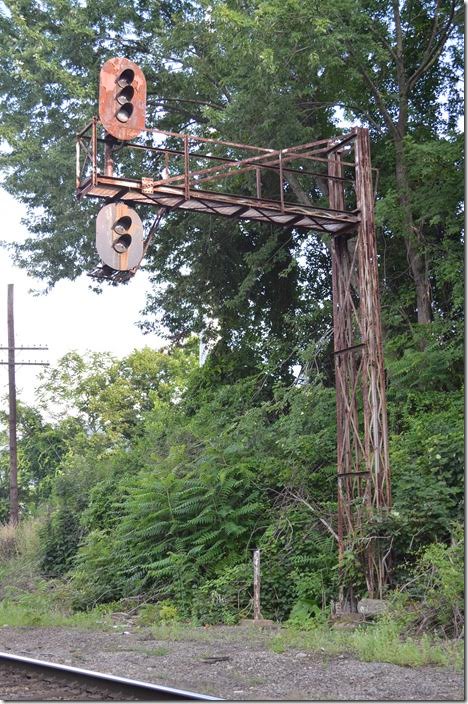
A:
<box><xmin>0</xmin><ymin>663</ymin><xmax>117</xmax><ymax>701</ymax></box>
<box><xmin>0</xmin><ymin>624</ymin><xmax>463</xmax><ymax>701</ymax></box>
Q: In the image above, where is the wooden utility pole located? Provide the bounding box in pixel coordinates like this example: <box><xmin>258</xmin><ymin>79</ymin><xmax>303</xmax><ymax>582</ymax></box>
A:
<box><xmin>7</xmin><ymin>284</ymin><xmax>18</xmax><ymax>524</ymax></box>
<box><xmin>1</xmin><ymin>284</ymin><xmax>48</xmax><ymax>525</ymax></box>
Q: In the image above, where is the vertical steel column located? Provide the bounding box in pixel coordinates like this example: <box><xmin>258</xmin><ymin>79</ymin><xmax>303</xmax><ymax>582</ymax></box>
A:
<box><xmin>354</xmin><ymin>127</ymin><xmax>391</xmax><ymax>598</ymax></box>
<box><xmin>104</xmin><ymin>136</ymin><xmax>115</xmax><ymax>177</ymax></box>
<box><xmin>329</xmin><ymin>148</ymin><xmax>364</xmax><ymax>609</ymax></box>
<box><xmin>91</xmin><ymin>117</ymin><xmax>98</xmax><ymax>186</ymax></box>
<box><xmin>329</xmin><ymin>129</ymin><xmax>391</xmax><ymax>604</ymax></box>
<box><xmin>183</xmin><ymin>135</ymin><xmax>190</xmax><ymax>199</ymax></box>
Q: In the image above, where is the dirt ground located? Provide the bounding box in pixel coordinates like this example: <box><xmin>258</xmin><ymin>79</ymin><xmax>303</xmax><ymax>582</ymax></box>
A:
<box><xmin>0</xmin><ymin>623</ymin><xmax>463</xmax><ymax>701</ymax></box>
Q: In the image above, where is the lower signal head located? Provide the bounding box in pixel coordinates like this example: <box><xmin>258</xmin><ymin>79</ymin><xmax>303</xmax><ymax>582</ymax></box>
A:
<box><xmin>96</xmin><ymin>203</ymin><xmax>144</xmax><ymax>271</ymax></box>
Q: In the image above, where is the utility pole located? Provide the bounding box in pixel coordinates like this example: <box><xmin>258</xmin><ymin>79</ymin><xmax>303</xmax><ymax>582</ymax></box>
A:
<box><xmin>0</xmin><ymin>284</ymin><xmax>48</xmax><ymax>525</ymax></box>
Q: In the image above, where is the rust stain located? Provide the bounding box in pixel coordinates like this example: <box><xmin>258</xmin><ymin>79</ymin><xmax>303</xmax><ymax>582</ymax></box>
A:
<box><xmin>99</xmin><ymin>57</ymin><xmax>146</xmax><ymax>141</ymax></box>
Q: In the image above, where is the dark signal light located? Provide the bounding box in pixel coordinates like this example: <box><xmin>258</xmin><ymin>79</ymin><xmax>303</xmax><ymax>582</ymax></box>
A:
<box><xmin>96</xmin><ymin>203</ymin><xmax>144</xmax><ymax>271</ymax></box>
<box><xmin>99</xmin><ymin>58</ymin><xmax>146</xmax><ymax>140</ymax></box>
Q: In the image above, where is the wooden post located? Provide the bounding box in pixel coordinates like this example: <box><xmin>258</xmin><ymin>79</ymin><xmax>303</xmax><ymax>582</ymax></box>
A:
<box><xmin>253</xmin><ymin>549</ymin><xmax>261</xmax><ymax>620</ymax></box>
<box><xmin>7</xmin><ymin>284</ymin><xmax>18</xmax><ymax>525</ymax></box>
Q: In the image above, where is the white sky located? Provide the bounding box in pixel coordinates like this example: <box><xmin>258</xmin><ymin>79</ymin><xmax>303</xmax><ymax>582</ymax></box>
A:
<box><xmin>0</xmin><ymin>188</ymin><xmax>164</xmax><ymax>408</ymax></box>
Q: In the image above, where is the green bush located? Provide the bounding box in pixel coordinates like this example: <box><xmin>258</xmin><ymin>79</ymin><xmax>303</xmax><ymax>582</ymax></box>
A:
<box><xmin>395</xmin><ymin>524</ymin><xmax>464</xmax><ymax>638</ymax></box>
<box><xmin>40</xmin><ymin>508</ymin><xmax>83</xmax><ymax>577</ymax></box>
<box><xmin>70</xmin><ymin>529</ymin><xmax>126</xmax><ymax>609</ymax></box>
<box><xmin>136</xmin><ymin>600</ymin><xmax>180</xmax><ymax>625</ymax></box>
<box><xmin>191</xmin><ymin>563</ymin><xmax>252</xmax><ymax>624</ymax></box>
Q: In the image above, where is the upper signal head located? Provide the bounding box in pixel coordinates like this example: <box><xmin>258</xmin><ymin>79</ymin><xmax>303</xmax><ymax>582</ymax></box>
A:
<box><xmin>99</xmin><ymin>57</ymin><xmax>146</xmax><ymax>141</ymax></box>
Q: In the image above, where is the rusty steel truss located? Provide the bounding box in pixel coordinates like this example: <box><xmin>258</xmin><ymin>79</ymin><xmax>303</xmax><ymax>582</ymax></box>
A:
<box><xmin>76</xmin><ymin>120</ymin><xmax>391</xmax><ymax>601</ymax></box>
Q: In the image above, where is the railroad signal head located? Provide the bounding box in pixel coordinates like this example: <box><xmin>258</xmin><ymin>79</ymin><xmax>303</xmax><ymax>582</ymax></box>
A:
<box><xmin>96</xmin><ymin>203</ymin><xmax>144</xmax><ymax>271</ymax></box>
<box><xmin>99</xmin><ymin>57</ymin><xmax>146</xmax><ymax>141</ymax></box>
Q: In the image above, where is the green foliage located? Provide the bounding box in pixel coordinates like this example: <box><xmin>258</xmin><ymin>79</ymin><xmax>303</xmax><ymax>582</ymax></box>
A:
<box><xmin>394</xmin><ymin>524</ymin><xmax>464</xmax><ymax>638</ymax></box>
<box><xmin>0</xmin><ymin>0</ymin><xmax>462</xmax><ymax>355</ymax></box>
<box><xmin>136</xmin><ymin>600</ymin><xmax>180</xmax><ymax>626</ymax></box>
<box><xmin>5</xmin><ymin>328</ymin><xmax>461</xmax><ymax>630</ymax></box>
<box><xmin>191</xmin><ymin>563</ymin><xmax>252</xmax><ymax>625</ymax></box>
<box><xmin>69</xmin><ymin>529</ymin><xmax>126</xmax><ymax>609</ymax></box>
<box><xmin>286</xmin><ymin>601</ymin><xmax>328</xmax><ymax>631</ymax></box>
<box><xmin>32</xmin><ymin>345</ymin><xmax>343</xmax><ymax>619</ymax></box>
<box><xmin>350</xmin><ymin>619</ymin><xmax>461</xmax><ymax>669</ymax></box>
<box><xmin>40</xmin><ymin>507</ymin><xmax>83</xmax><ymax>577</ymax></box>
<box><xmin>388</xmin><ymin>389</ymin><xmax>463</xmax><ymax>557</ymax></box>
<box><xmin>254</xmin><ymin>514</ymin><xmax>338</xmax><ymax>622</ymax></box>
<box><xmin>0</xmin><ymin>0</ymin><xmax>462</xmax><ymax>647</ymax></box>
<box><xmin>0</xmin><ymin>579</ymin><xmax>112</xmax><ymax>629</ymax></box>
<box><xmin>0</xmin><ymin>404</ymin><xmax>85</xmax><ymax>520</ymax></box>
<box><xmin>271</xmin><ymin>619</ymin><xmax>464</xmax><ymax>670</ymax></box>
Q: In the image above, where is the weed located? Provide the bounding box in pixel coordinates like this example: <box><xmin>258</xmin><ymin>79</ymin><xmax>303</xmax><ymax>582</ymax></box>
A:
<box><xmin>136</xmin><ymin>600</ymin><xmax>180</xmax><ymax>627</ymax></box>
<box><xmin>270</xmin><ymin>640</ymin><xmax>286</xmax><ymax>654</ymax></box>
<box><xmin>0</xmin><ymin>600</ymin><xmax>111</xmax><ymax>629</ymax></box>
<box><xmin>131</xmin><ymin>645</ymin><xmax>169</xmax><ymax>657</ymax></box>
<box><xmin>268</xmin><ymin>619</ymin><xmax>464</xmax><ymax>670</ymax></box>
<box><xmin>150</xmin><ymin>622</ymin><xmax>207</xmax><ymax>642</ymax></box>
<box><xmin>0</xmin><ymin>523</ymin><xmax>18</xmax><ymax>561</ymax></box>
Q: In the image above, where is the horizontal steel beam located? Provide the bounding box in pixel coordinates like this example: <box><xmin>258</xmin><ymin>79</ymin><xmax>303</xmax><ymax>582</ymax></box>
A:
<box><xmin>77</xmin><ymin>176</ymin><xmax>359</xmax><ymax>235</ymax></box>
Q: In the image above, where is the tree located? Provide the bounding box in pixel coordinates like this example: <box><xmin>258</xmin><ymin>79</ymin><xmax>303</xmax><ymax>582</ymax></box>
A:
<box><xmin>0</xmin><ymin>402</ymin><xmax>84</xmax><ymax>519</ymax></box>
<box><xmin>0</xmin><ymin>1</ymin><xmax>462</xmax><ymax>360</ymax></box>
<box><xmin>320</xmin><ymin>0</ymin><xmax>463</xmax><ymax>325</ymax></box>
<box><xmin>36</xmin><ymin>343</ymin><xmax>198</xmax><ymax>437</ymax></box>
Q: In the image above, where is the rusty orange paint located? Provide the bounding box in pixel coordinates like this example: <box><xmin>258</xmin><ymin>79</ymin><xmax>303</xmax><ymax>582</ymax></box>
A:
<box><xmin>99</xmin><ymin>57</ymin><xmax>146</xmax><ymax>141</ymax></box>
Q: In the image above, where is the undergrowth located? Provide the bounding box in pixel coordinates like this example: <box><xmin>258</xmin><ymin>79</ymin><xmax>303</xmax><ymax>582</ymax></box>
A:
<box><xmin>0</xmin><ymin>518</ymin><xmax>112</xmax><ymax>630</ymax></box>
<box><xmin>269</xmin><ymin>619</ymin><xmax>464</xmax><ymax>670</ymax></box>
<box><xmin>0</xmin><ymin>601</ymin><xmax>111</xmax><ymax>629</ymax></box>
<box><xmin>0</xmin><ymin>578</ymin><xmax>114</xmax><ymax>629</ymax></box>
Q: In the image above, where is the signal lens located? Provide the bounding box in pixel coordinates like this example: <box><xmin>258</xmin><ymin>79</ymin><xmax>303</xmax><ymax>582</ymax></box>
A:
<box><xmin>113</xmin><ymin>234</ymin><xmax>132</xmax><ymax>253</ymax></box>
<box><xmin>116</xmin><ymin>86</ymin><xmax>134</xmax><ymax>105</ymax></box>
<box><xmin>113</xmin><ymin>216</ymin><xmax>132</xmax><ymax>235</ymax></box>
<box><xmin>117</xmin><ymin>69</ymin><xmax>135</xmax><ymax>87</ymax></box>
<box><xmin>116</xmin><ymin>104</ymin><xmax>133</xmax><ymax>122</ymax></box>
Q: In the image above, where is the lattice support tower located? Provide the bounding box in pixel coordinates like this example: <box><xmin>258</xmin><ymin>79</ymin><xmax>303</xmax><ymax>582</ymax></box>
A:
<box><xmin>76</xmin><ymin>110</ymin><xmax>392</xmax><ymax>603</ymax></box>
<box><xmin>328</xmin><ymin>129</ymin><xmax>391</xmax><ymax>604</ymax></box>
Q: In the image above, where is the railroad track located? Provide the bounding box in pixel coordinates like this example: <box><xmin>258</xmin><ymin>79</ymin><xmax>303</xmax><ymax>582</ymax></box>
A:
<box><xmin>0</xmin><ymin>651</ymin><xmax>222</xmax><ymax>701</ymax></box>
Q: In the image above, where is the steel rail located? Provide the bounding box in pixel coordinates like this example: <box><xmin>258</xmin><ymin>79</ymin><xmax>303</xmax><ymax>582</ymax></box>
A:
<box><xmin>0</xmin><ymin>651</ymin><xmax>222</xmax><ymax>701</ymax></box>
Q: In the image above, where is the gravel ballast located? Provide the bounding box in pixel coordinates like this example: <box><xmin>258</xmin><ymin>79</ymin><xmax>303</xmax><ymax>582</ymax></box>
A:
<box><xmin>0</xmin><ymin>624</ymin><xmax>463</xmax><ymax>701</ymax></box>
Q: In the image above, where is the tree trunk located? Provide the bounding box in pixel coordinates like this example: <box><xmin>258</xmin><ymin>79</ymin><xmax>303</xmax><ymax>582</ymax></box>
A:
<box><xmin>394</xmin><ymin>137</ymin><xmax>432</xmax><ymax>325</ymax></box>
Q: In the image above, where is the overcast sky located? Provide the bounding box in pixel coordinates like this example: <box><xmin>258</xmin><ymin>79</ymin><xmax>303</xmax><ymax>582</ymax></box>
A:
<box><xmin>0</xmin><ymin>188</ymin><xmax>164</xmax><ymax>408</ymax></box>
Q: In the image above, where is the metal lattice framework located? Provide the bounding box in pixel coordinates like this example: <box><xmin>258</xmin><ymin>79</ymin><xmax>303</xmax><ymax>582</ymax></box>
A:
<box><xmin>328</xmin><ymin>140</ymin><xmax>391</xmax><ymax>604</ymax></box>
<box><xmin>76</xmin><ymin>120</ymin><xmax>391</xmax><ymax>601</ymax></box>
